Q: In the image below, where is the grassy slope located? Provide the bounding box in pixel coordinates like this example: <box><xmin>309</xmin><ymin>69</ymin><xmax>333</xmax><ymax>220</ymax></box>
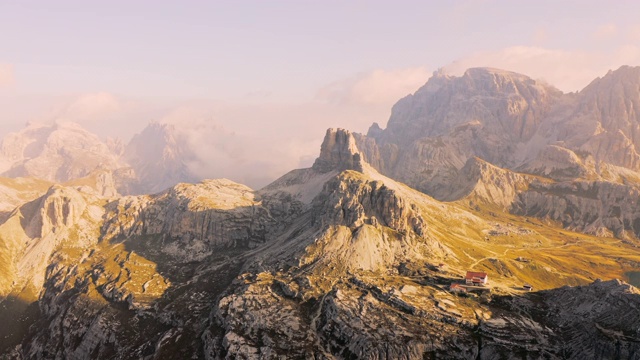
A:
<box><xmin>334</xmin><ymin>170</ymin><xmax>640</xmax><ymax>294</ymax></box>
<box><xmin>433</xmin><ymin>201</ymin><xmax>640</xmax><ymax>292</ymax></box>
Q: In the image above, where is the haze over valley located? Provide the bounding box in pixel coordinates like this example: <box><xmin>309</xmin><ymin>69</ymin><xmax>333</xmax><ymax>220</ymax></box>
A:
<box><xmin>2</xmin><ymin>2</ymin><xmax>640</xmax><ymax>359</ymax></box>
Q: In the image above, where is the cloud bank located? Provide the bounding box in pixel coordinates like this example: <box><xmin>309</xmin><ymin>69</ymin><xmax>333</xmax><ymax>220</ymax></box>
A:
<box><xmin>316</xmin><ymin>67</ymin><xmax>430</xmax><ymax>106</ymax></box>
<box><xmin>3</xmin><ymin>42</ymin><xmax>640</xmax><ymax>189</ymax></box>
<box><xmin>0</xmin><ymin>64</ymin><xmax>14</xmax><ymax>87</ymax></box>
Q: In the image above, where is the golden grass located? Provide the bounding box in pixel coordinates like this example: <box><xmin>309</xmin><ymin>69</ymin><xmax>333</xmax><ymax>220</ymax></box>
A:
<box><xmin>437</xmin><ymin>203</ymin><xmax>640</xmax><ymax>292</ymax></box>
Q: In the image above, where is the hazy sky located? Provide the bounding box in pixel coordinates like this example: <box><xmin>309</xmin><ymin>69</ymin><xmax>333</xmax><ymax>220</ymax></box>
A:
<box><xmin>1</xmin><ymin>0</ymin><xmax>640</xmax><ymax>187</ymax></box>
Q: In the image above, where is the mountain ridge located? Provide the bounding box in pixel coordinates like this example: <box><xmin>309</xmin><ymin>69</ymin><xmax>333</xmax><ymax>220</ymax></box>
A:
<box><xmin>1</xmin><ymin>66</ymin><xmax>640</xmax><ymax>359</ymax></box>
<box><xmin>0</xmin><ymin>121</ymin><xmax>197</xmax><ymax>196</ymax></box>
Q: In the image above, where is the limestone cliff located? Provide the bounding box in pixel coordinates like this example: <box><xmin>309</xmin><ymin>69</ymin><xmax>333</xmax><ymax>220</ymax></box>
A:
<box><xmin>358</xmin><ymin>66</ymin><xmax>640</xmax><ymax>194</ymax></box>
<box><xmin>3</xmin><ymin>68</ymin><xmax>640</xmax><ymax>359</ymax></box>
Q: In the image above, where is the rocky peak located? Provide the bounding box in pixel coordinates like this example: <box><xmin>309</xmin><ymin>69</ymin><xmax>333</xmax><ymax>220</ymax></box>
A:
<box><xmin>123</xmin><ymin>121</ymin><xmax>197</xmax><ymax>194</ymax></box>
<box><xmin>125</xmin><ymin>121</ymin><xmax>180</xmax><ymax>162</ymax></box>
<box><xmin>461</xmin><ymin>67</ymin><xmax>538</xmax><ymax>93</ymax></box>
<box><xmin>29</xmin><ymin>185</ymin><xmax>88</xmax><ymax>238</ymax></box>
<box><xmin>0</xmin><ymin>122</ymin><xmax>122</xmax><ymax>182</ymax></box>
<box><xmin>378</xmin><ymin>67</ymin><xmax>561</xmax><ymax>145</ymax></box>
<box><xmin>441</xmin><ymin>157</ymin><xmax>535</xmax><ymax>208</ymax></box>
<box><xmin>312</xmin><ymin>128</ymin><xmax>365</xmax><ymax>173</ymax></box>
<box><xmin>576</xmin><ymin>65</ymin><xmax>640</xmax><ymax>133</ymax></box>
<box><xmin>553</xmin><ymin>65</ymin><xmax>640</xmax><ymax>171</ymax></box>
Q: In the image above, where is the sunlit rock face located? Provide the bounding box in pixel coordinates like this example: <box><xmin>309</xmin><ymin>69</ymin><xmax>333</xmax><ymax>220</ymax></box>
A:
<box><xmin>356</xmin><ymin>67</ymin><xmax>563</xmax><ymax>196</ymax></box>
<box><xmin>4</xmin><ymin>67</ymin><xmax>640</xmax><ymax>359</ymax></box>
<box><xmin>350</xmin><ymin>66</ymin><xmax>640</xmax><ymax>239</ymax></box>
<box><xmin>312</xmin><ymin>128</ymin><xmax>365</xmax><ymax>173</ymax></box>
<box><xmin>357</xmin><ymin>66</ymin><xmax>640</xmax><ymax>196</ymax></box>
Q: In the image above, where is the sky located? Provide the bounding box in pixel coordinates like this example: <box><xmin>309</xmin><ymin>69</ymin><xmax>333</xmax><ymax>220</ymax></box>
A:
<box><xmin>1</xmin><ymin>0</ymin><xmax>640</xmax><ymax>187</ymax></box>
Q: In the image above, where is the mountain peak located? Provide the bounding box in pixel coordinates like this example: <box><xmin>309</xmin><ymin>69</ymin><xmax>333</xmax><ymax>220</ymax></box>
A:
<box><xmin>581</xmin><ymin>65</ymin><xmax>640</xmax><ymax>95</ymax></box>
<box><xmin>123</xmin><ymin>121</ymin><xmax>196</xmax><ymax>194</ymax></box>
<box><xmin>312</xmin><ymin>128</ymin><xmax>365</xmax><ymax>173</ymax></box>
<box><xmin>605</xmin><ymin>65</ymin><xmax>640</xmax><ymax>78</ymax></box>
<box><xmin>0</xmin><ymin>121</ymin><xmax>121</xmax><ymax>182</ymax></box>
<box><xmin>463</xmin><ymin>66</ymin><xmax>529</xmax><ymax>78</ymax></box>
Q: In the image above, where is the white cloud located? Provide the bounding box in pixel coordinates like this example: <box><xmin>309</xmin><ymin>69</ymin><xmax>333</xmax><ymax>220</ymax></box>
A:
<box><xmin>615</xmin><ymin>44</ymin><xmax>640</xmax><ymax>65</ymax></box>
<box><xmin>443</xmin><ymin>45</ymin><xmax>640</xmax><ymax>92</ymax></box>
<box><xmin>316</xmin><ymin>67</ymin><xmax>430</xmax><ymax>106</ymax></box>
<box><xmin>0</xmin><ymin>64</ymin><xmax>14</xmax><ymax>87</ymax></box>
<box><xmin>531</xmin><ymin>28</ymin><xmax>549</xmax><ymax>45</ymax></box>
<box><xmin>629</xmin><ymin>24</ymin><xmax>640</xmax><ymax>41</ymax></box>
<box><xmin>153</xmin><ymin>100</ymin><xmax>388</xmax><ymax>188</ymax></box>
<box><xmin>56</xmin><ymin>92</ymin><xmax>121</xmax><ymax>123</ymax></box>
<box><xmin>6</xmin><ymin>43</ymin><xmax>640</xmax><ymax>189</ymax></box>
<box><xmin>593</xmin><ymin>23</ymin><xmax>618</xmax><ymax>40</ymax></box>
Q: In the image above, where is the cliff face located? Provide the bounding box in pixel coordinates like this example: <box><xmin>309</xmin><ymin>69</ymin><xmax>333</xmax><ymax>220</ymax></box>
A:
<box><xmin>559</xmin><ymin>66</ymin><xmax>640</xmax><ymax>170</ymax></box>
<box><xmin>101</xmin><ymin>179</ymin><xmax>276</xmax><ymax>261</ymax></box>
<box><xmin>349</xmin><ymin>66</ymin><xmax>640</xmax><ymax>240</ymax></box>
<box><xmin>0</xmin><ymin>184</ymin><xmax>102</xmax><ymax>299</ymax></box>
<box><xmin>356</xmin><ymin>67</ymin><xmax>563</xmax><ymax>196</ymax></box>
<box><xmin>3</xmin><ymin>67</ymin><xmax>640</xmax><ymax>359</ymax></box>
<box><xmin>358</xmin><ymin>66</ymin><xmax>640</xmax><ymax>193</ymax></box>
<box><xmin>512</xmin><ymin>180</ymin><xmax>640</xmax><ymax>238</ymax></box>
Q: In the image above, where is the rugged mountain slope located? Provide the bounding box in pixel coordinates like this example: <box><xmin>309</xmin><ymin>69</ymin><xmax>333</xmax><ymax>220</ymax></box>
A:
<box><xmin>123</xmin><ymin>122</ymin><xmax>197</xmax><ymax>195</ymax></box>
<box><xmin>551</xmin><ymin>66</ymin><xmax>640</xmax><ymax>170</ymax></box>
<box><xmin>440</xmin><ymin>157</ymin><xmax>541</xmax><ymax>209</ymax></box>
<box><xmin>3</xmin><ymin>67</ymin><xmax>640</xmax><ymax>359</ymax></box>
<box><xmin>356</xmin><ymin>67</ymin><xmax>564</xmax><ymax>196</ymax></box>
<box><xmin>0</xmin><ymin>122</ymin><xmax>122</xmax><ymax>183</ymax></box>
<box><xmin>0</xmin><ymin>121</ymin><xmax>198</xmax><ymax>196</ymax></box>
<box><xmin>353</xmin><ymin>66</ymin><xmax>640</xmax><ymax>240</ymax></box>
<box><xmin>0</xmin><ymin>177</ymin><xmax>52</xmax><ymax>219</ymax></box>
<box><xmin>3</xmin><ymin>128</ymin><xmax>640</xmax><ymax>359</ymax></box>
<box><xmin>359</xmin><ymin>66</ymin><xmax>640</xmax><ymax>191</ymax></box>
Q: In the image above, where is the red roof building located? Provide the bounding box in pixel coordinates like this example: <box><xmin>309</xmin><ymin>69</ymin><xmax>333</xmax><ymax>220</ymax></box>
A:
<box><xmin>465</xmin><ymin>271</ymin><xmax>488</xmax><ymax>286</ymax></box>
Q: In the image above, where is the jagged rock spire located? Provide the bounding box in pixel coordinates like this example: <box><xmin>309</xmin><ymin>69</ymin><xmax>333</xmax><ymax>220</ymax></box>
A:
<box><xmin>312</xmin><ymin>128</ymin><xmax>365</xmax><ymax>173</ymax></box>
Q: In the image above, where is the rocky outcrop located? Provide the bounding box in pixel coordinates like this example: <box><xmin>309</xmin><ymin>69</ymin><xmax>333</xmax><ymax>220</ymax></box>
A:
<box><xmin>311</xmin><ymin>172</ymin><xmax>427</xmax><ymax>236</ymax></box>
<box><xmin>0</xmin><ymin>184</ymin><xmax>102</xmax><ymax>299</ymax></box>
<box><xmin>442</xmin><ymin>157</ymin><xmax>537</xmax><ymax>208</ymax></box>
<box><xmin>513</xmin><ymin>180</ymin><xmax>640</xmax><ymax>238</ymax></box>
<box><xmin>482</xmin><ymin>279</ymin><xmax>640</xmax><ymax>359</ymax></box>
<box><xmin>356</xmin><ymin>66</ymin><xmax>640</xmax><ymax>200</ymax></box>
<box><xmin>101</xmin><ymin>179</ymin><xmax>275</xmax><ymax>260</ymax></box>
<box><xmin>313</xmin><ymin>128</ymin><xmax>365</xmax><ymax>173</ymax></box>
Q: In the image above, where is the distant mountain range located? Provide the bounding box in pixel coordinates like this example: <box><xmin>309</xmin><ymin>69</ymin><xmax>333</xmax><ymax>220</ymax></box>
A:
<box><xmin>356</xmin><ymin>65</ymin><xmax>640</xmax><ymax>239</ymax></box>
<box><xmin>1</xmin><ymin>66</ymin><xmax>640</xmax><ymax>359</ymax></box>
<box><xmin>359</xmin><ymin>66</ymin><xmax>640</xmax><ymax>195</ymax></box>
<box><xmin>0</xmin><ymin>121</ymin><xmax>196</xmax><ymax>196</ymax></box>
